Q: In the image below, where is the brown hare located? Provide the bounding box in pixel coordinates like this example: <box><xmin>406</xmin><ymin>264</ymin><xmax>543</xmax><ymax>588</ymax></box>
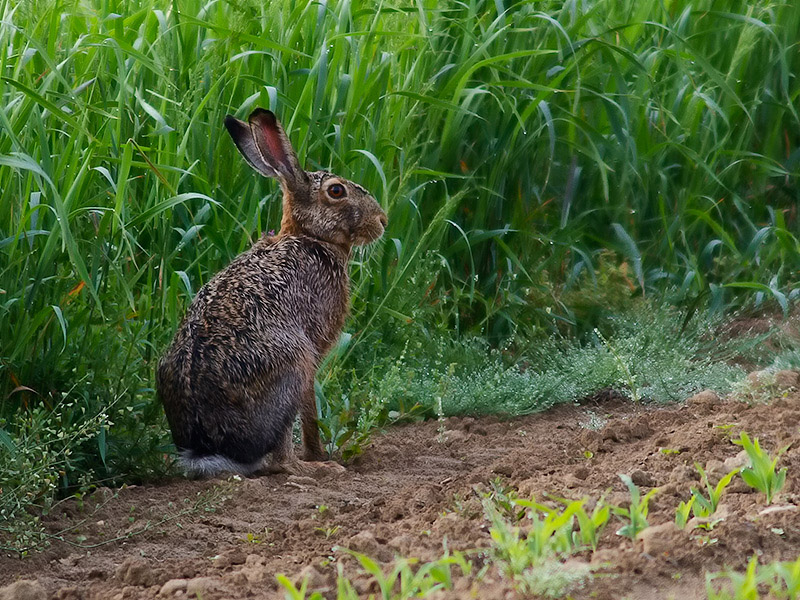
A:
<box><xmin>157</xmin><ymin>108</ymin><xmax>387</xmax><ymax>477</ymax></box>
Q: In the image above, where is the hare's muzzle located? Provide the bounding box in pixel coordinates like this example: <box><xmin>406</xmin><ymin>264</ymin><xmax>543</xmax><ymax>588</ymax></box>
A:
<box><xmin>373</xmin><ymin>210</ymin><xmax>388</xmax><ymax>239</ymax></box>
<box><xmin>354</xmin><ymin>209</ymin><xmax>387</xmax><ymax>246</ymax></box>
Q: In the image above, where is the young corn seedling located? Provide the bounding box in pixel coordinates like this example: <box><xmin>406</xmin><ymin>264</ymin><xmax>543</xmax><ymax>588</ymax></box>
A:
<box><xmin>674</xmin><ymin>496</ymin><xmax>695</xmax><ymax>530</ymax></box>
<box><xmin>572</xmin><ymin>500</ymin><xmax>610</xmax><ymax>551</ymax></box>
<box><xmin>705</xmin><ymin>555</ymin><xmax>761</xmax><ymax>600</ymax></box>
<box><xmin>614</xmin><ymin>474</ymin><xmax>658</xmax><ymax>540</ymax></box>
<box><xmin>734</xmin><ymin>432</ymin><xmax>788</xmax><ymax>505</ymax></box>
<box><xmin>276</xmin><ymin>574</ymin><xmax>325</xmax><ymax>600</ymax></box>
<box><xmin>690</xmin><ymin>463</ymin><xmax>740</xmax><ymax>522</ymax></box>
<box><xmin>707</xmin><ymin>556</ymin><xmax>800</xmax><ymax>600</ymax></box>
<box><xmin>487</xmin><ymin>496</ymin><xmax>582</xmax><ymax>570</ymax></box>
<box><xmin>772</xmin><ymin>555</ymin><xmax>800</xmax><ymax>599</ymax></box>
<box><xmin>484</xmin><ymin>496</ymin><xmax>592</xmax><ymax>596</ymax></box>
<box><xmin>514</xmin><ymin>498</ymin><xmax>585</xmax><ymax>559</ymax></box>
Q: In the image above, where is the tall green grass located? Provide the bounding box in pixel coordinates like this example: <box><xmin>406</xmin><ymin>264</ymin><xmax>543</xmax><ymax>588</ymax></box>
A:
<box><xmin>0</xmin><ymin>0</ymin><xmax>798</xmax><ymax>527</ymax></box>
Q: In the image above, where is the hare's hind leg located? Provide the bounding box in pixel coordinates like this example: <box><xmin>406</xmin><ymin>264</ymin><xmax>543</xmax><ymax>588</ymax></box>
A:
<box><xmin>266</xmin><ymin>427</ymin><xmax>329</xmax><ymax>476</ymax></box>
<box><xmin>298</xmin><ymin>377</ymin><xmax>345</xmax><ymax>475</ymax></box>
<box><xmin>300</xmin><ymin>376</ymin><xmax>325</xmax><ymax>462</ymax></box>
<box><xmin>266</xmin><ymin>372</ymin><xmax>344</xmax><ymax>476</ymax></box>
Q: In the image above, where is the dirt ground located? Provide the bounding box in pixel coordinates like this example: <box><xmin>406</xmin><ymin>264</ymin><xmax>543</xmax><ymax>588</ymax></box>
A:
<box><xmin>1</xmin><ymin>372</ymin><xmax>799</xmax><ymax>600</ymax></box>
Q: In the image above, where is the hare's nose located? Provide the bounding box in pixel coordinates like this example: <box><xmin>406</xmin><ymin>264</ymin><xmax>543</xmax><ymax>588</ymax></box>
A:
<box><xmin>379</xmin><ymin>213</ymin><xmax>388</xmax><ymax>228</ymax></box>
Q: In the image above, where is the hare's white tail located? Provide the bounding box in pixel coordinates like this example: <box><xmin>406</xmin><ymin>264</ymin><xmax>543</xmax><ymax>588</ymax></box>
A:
<box><xmin>178</xmin><ymin>450</ymin><xmax>261</xmax><ymax>478</ymax></box>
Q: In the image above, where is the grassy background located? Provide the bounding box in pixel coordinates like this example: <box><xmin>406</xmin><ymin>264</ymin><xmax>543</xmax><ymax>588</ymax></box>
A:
<box><xmin>1</xmin><ymin>0</ymin><xmax>799</xmax><ymax>545</ymax></box>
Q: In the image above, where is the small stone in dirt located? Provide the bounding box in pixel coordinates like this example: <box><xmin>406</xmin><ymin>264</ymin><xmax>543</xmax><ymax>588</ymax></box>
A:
<box><xmin>58</xmin><ymin>553</ymin><xmax>83</xmax><ymax>567</ymax></box>
<box><xmin>52</xmin><ymin>588</ymin><xmax>84</xmax><ymax>600</ymax></box>
<box><xmin>629</xmin><ymin>469</ymin><xmax>654</xmax><ymax>487</ymax></box>
<box><xmin>0</xmin><ymin>580</ymin><xmax>46</xmax><ymax>600</ymax></box>
<box><xmin>491</xmin><ymin>462</ymin><xmax>514</xmax><ymax>477</ymax></box>
<box><xmin>670</xmin><ymin>464</ymin><xmax>697</xmax><ymax>484</ymax></box>
<box><xmin>579</xmin><ymin>429</ymin><xmax>603</xmax><ymax>452</ymax></box>
<box><xmin>573</xmin><ymin>466</ymin><xmax>590</xmax><ymax>480</ymax></box>
<box><xmin>459</xmin><ymin>417</ymin><xmax>475</xmax><ymax>431</ymax></box>
<box><xmin>723</xmin><ymin>451</ymin><xmax>749</xmax><ymax>472</ymax></box>
<box><xmin>637</xmin><ymin>522</ymin><xmax>681</xmax><ymax>556</ymax></box>
<box><xmin>158</xmin><ymin>579</ymin><xmax>188</xmax><ymax>597</ymax></box>
<box><xmin>115</xmin><ymin>557</ymin><xmax>154</xmax><ymax>587</ymax></box>
<box><xmin>686</xmin><ymin>389</ymin><xmax>720</xmax><ymax>411</ymax></box>
<box><xmin>347</xmin><ymin>530</ymin><xmax>393</xmax><ymax>562</ymax></box>
<box><xmin>443</xmin><ymin>429</ymin><xmax>469</xmax><ymax>446</ymax></box>
<box><xmin>186</xmin><ymin>576</ymin><xmax>221</xmax><ymax>597</ymax></box>
<box><xmin>600</xmin><ymin>423</ymin><xmax>623</xmax><ymax>442</ymax></box>
<box><xmin>295</xmin><ymin>565</ymin><xmax>330</xmax><ymax>590</ymax></box>
<box><xmin>629</xmin><ymin>417</ymin><xmax>653</xmax><ymax>439</ymax></box>
<box><xmin>212</xmin><ymin>548</ymin><xmax>246</xmax><ymax>569</ymax></box>
<box><xmin>236</xmin><ymin>554</ymin><xmax>270</xmax><ymax>584</ymax></box>
<box><xmin>388</xmin><ymin>533</ymin><xmax>416</xmax><ymax>554</ymax></box>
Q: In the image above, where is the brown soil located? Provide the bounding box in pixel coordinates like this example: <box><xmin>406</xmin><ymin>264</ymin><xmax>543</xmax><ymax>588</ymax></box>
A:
<box><xmin>1</xmin><ymin>380</ymin><xmax>800</xmax><ymax>600</ymax></box>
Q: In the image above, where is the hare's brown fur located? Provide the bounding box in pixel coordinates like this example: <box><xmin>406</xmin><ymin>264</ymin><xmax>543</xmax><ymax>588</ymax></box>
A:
<box><xmin>157</xmin><ymin>109</ymin><xmax>386</xmax><ymax>477</ymax></box>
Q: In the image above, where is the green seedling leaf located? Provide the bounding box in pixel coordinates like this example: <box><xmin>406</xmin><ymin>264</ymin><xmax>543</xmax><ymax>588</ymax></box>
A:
<box><xmin>735</xmin><ymin>432</ymin><xmax>788</xmax><ymax>504</ymax></box>
<box><xmin>615</xmin><ymin>474</ymin><xmax>658</xmax><ymax>540</ymax></box>
<box><xmin>675</xmin><ymin>496</ymin><xmax>695</xmax><ymax>529</ymax></box>
<box><xmin>690</xmin><ymin>463</ymin><xmax>740</xmax><ymax>519</ymax></box>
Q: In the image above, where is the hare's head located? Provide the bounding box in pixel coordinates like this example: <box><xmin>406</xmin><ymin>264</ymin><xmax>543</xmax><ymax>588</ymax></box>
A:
<box><xmin>225</xmin><ymin>109</ymin><xmax>387</xmax><ymax>248</ymax></box>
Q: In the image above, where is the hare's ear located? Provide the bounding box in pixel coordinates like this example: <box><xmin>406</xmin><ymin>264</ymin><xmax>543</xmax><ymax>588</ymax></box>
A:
<box><xmin>224</xmin><ymin>113</ymin><xmax>280</xmax><ymax>178</ymax></box>
<box><xmin>224</xmin><ymin>109</ymin><xmax>306</xmax><ymax>187</ymax></box>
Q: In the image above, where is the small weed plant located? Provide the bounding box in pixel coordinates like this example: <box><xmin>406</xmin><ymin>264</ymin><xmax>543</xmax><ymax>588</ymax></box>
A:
<box><xmin>730</xmin><ymin>370</ymin><xmax>781</xmax><ymax>405</ymax></box>
<box><xmin>734</xmin><ymin>432</ymin><xmax>788</xmax><ymax>505</ymax></box>
<box><xmin>0</xmin><ymin>391</ymin><xmax>110</xmax><ymax>554</ymax></box>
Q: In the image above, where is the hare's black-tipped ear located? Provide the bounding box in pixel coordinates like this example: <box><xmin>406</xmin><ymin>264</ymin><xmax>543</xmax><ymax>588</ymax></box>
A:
<box><xmin>224</xmin><ymin>109</ymin><xmax>306</xmax><ymax>188</ymax></box>
<box><xmin>224</xmin><ymin>114</ymin><xmax>280</xmax><ymax>178</ymax></box>
<box><xmin>248</xmin><ymin>109</ymin><xmax>306</xmax><ymax>187</ymax></box>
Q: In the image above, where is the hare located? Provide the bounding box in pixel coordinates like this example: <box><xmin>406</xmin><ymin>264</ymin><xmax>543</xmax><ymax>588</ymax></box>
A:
<box><xmin>157</xmin><ymin>108</ymin><xmax>387</xmax><ymax>478</ymax></box>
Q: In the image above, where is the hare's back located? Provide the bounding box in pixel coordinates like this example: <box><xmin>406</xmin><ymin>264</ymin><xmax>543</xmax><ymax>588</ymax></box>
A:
<box><xmin>168</xmin><ymin>235</ymin><xmax>347</xmax><ymax>362</ymax></box>
<box><xmin>201</xmin><ymin>235</ymin><xmax>346</xmax><ymax>324</ymax></box>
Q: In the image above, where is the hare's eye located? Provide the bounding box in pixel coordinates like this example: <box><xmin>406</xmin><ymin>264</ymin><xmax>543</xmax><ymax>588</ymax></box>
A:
<box><xmin>328</xmin><ymin>183</ymin><xmax>346</xmax><ymax>199</ymax></box>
